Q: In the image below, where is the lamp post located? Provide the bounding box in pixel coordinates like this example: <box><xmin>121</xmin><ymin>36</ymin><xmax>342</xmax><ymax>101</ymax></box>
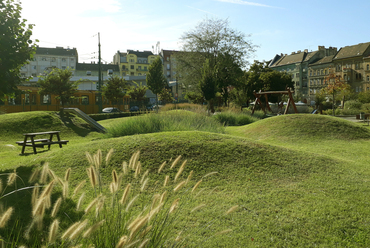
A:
<box><xmin>97</xmin><ymin>32</ymin><xmax>103</xmax><ymax>113</ymax></box>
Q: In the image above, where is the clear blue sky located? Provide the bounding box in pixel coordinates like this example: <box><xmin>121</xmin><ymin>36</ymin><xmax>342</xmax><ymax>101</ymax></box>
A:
<box><xmin>22</xmin><ymin>0</ymin><xmax>370</xmax><ymax>66</ymax></box>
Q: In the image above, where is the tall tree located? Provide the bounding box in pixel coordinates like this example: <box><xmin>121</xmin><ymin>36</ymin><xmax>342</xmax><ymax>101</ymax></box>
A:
<box><xmin>38</xmin><ymin>68</ymin><xmax>79</xmax><ymax>108</ymax></box>
<box><xmin>199</xmin><ymin>59</ymin><xmax>217</xmax><ymax>113</ymax></box>
<box><xmin>175</xmin><ymin>17</ymin><xmax>255</xmax><ymax>104</ymax></box>
<box><xmin>102</xmin><ymin>75</ymin><xmax>129</xmax><ymax>108</ymax></box>
<box><xmin>0</xmin><ymin>0</ymin><xmax>37</xmax><ymax>100</ymax></box>
<box><xmin>127</xmin><ymin>81</ymin><xmax>148</xmax><ymax>108</ymax></box>
<box><xmin>322</xmin><ymin>68</ymin><xmax>351</xmax><ymax>115</ymax></box>
<box><xmin>146</xmin><ymin>57</ymin><xmax>167</xmax><ymax>108</ymax></box>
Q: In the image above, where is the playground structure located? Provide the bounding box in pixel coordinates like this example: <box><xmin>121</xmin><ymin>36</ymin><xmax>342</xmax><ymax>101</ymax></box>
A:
<box><xmin>251</xmin><ymin>87</ymin><xmax>298</xmax><ymax>115</ymax></box>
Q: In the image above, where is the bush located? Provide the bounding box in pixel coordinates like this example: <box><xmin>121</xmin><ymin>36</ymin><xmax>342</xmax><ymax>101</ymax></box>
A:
<box><xmin>89</xmin><ymin>112</ymin><xmax>142</xmax><ymax>121</ymax></box>
<box><xmin>212</xmin><ymin>111</ymin><xmax>259</xmax><ymax>126</ymax></box>
<box><xmin>344</xmin><ymin>100</ymin><xmax>362</xmax><ymax>110</ymax></box>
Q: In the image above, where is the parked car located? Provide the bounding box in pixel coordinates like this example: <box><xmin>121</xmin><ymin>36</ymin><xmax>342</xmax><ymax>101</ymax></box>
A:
<box><xmin>129</xmin><ymin>106</ymin><xmax>139</xmax><ymax>112</ymax></box>
<box><xmin>102</xmin><ymin>107</ymin><xmax>122</xmax><ymax>113</ymax></box>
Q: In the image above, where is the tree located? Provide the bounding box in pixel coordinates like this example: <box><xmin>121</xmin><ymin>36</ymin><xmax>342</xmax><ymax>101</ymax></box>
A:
<box><xmin>102</xmin><ymin>75</ymin><xmax>129</xmax><ymax>108</ymax></box>
<box><xmin>38</xmin><ymin>68</ymin><xmax>79</xmax><ymax>108</ymax></box>
<box><xmin>146</xmin><ymin>57</ymin><xmax>167</xmax><ymax>108</ymax></box>
<box><xmin>322</xmin><ymin>68</ymin><xmax>352</xmax><ymax>115</ymax></box>
<box><xmin>158</xmin><ymin>88</ymin><xmax>174</xmax><ymax>104</ymax></box>
<box><xmin>0</xmin><ymin>0</ymin><xmax>37</xmax><ymax>100</ymax></box>
<box><xmin>199</xmin><ymin>59</ymin><xmax>217</xmax><ymax>113</ymax></box>
<box><xmin>175</xmin><ymin>17</ymin><xmax>255</xmax><ymax>105</ymax></box>
<box><xmin>127</xmin><ymin>81</ymin><xmax>148</xmax><ymax>108</ymax></box>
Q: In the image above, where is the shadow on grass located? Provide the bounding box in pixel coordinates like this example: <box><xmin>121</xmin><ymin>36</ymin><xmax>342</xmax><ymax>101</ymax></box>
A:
<box><xmin>58</xmin><ymin>112</ymin><xmax>96</xmax><ymax>137</ymax></box>
<box><xmin>0</xmin><ymin>165</ymin><xmax>83</xmax><ymax>247</ymax></box>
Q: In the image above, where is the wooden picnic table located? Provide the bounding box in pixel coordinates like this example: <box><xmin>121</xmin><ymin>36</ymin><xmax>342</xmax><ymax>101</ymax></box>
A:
<box><xmin>16</xmin><ymin>131</ymin><xmax>69</xmax><ymax>154</ymax></box>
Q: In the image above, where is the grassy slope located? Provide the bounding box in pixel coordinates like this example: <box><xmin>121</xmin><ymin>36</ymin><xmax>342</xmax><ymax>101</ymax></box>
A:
<box><xmin>1</xmin><ymin>112</ymin><xmax>370</xmax><ymax>247</ymax></box>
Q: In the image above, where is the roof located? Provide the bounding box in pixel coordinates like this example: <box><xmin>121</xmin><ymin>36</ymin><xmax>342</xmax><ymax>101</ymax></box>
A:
<box><xmin>127</xmin><ymin>50</ymin><xmax>154</xmax><ymax>58</ymax></box>
<box><xmin>271</xmin><ymin>52</ymin><xmax>306</xmax><ymax>67</ymax></box>
<box><xmin>36</xmin><ymin>47</ymin><xmax>78</xmax><ymax>56</ymax></box>
<box><xmin>76</xmin><ymin>63</ymin><xmax>119</xmax><ymax>71</ymax></box>
<box><xmin>310</xmin><ymin>55</ymin><xmax>335</xmax><ymax>66</ymax></box>
<box><xmin>303</xmin><ymin>51</ymin><xmax>319</xmax><ymax>62</ymax></box>
<box><xmin>333</xmin><ymin>42</ymin><xmax>370</xmax><ymax>60</ymax></box>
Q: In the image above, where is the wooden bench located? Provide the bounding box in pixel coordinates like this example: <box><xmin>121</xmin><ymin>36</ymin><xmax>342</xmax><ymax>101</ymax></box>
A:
<box><xmin>16</xmin><ymin>131</ymin><xmax>69</xmax><ymax>154</ymax></box>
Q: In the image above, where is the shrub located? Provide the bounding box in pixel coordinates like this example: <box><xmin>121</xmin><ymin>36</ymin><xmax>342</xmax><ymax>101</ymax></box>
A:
<box><xmin>212</xmin><ymin>111</ymin><xmax>259</xmax><ymax>126</ymax></box>
<box><xmin>344</xmin><ymin>100</ymin><xmax>362</xmax><ymax>110</ymax></box>
<box><xmin>0</xmin><ymin>150</ymin><xmax>236</xmax><ymax>247</ymax></box>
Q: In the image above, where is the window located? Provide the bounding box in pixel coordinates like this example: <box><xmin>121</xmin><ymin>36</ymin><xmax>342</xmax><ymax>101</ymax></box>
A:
<box><xmin>129</xmin><ymin>59</ymin><xmax>134</xmax><ymax>63</ymax></box>
<box><xmin>32</xmin><ymin>66</ymin><xmax>36</xmax><ymax>70</ymax></box>
<box><xmin>51</xmin><ymin>57</ymin><xmax>56</xmax><ymax>62</ymax></box>
<box><xmin>41</xmin><ymin>94</ymin><xmax>51</xmax><ymax>104</ymax></box>
<box><xmin>167</xmin><ymin>64</ymin><xmax>170</xmax><ymax>70</ymax></box>
<box><xmin>143</xmin><ymin>60</ymin><xmax>147</xmax><ymax>63</ymax></box>
<box><xmin>167</xmin><ymin>71</ymin><xmax>171</xmax><ymax>77</ymax></box>
<box><xmin>138</xmin><ymin>66</ymin><xmax>142</xmax><ymax>70</ymax></box>
<box><xmin>130</xmin><ymin>65</ymin><xmax>134</xmax><ymax>69</ymax></box>
<box><xmin>130</xmin><ymin>72</ymin><xmax>134</xmax><ymax>76</ymax></box>
<box><xmin>71</xmin><ymin>58</ymin><xmax>74</xmax><ymax>61</ymax></box>
<box><xmin>144</xmin><ymin>66</ymin><xmax>147</xmax><ymax>71</ymax></box>
<box><xmin>42</xmin><ymin>57</ymin><xmax>46</xmax><ymax>61</ymax></box>
<box><xmin>81</xmin><ymin>95</ymin><xmax>89</xmax><ymax>105</ymax></box>
<box><xmin>25</xmin><ymin>94</ymin><xmax>30</xmax><ymax>104</ymax></box>
<box><xmin>138</xmin><ymin>59</ymin><xmax>142</xmax><ymax>63</ymax></box>
<box><xmin>138</xmin><ymin>73</ymin><xmax>142</xmax><ymax>76</ymax></box>
<box><xmin>296</xmin><ymin>73</ymin><xmax>299</xmax><ymax>78</ymax></box>
<box><xmin>62</xmin><ymin>66</ymin><xmax>66</xmax><ymax>70</ymax></box>
<box><xmin>320</xmin><ymin>69</ymin><xmax>323</xmax><ymax>75</ymax></box>
<box><xmin>62</xmin><ymin>58</ymin><xmax>66</xmax><ymax>62</ymax></box>
<box><xmin>367</xmin><ymin>64</ymin><xmax>370</xmax><ymax>70</ymax></box>
<box><xmin>367</xmin><ymin>76</ymin><xmax>370</xmax><ymax>82</ymax></box>
<box><xmin>32</xmin><ymin>73</ymin><xmax>36</xmax><ymax>77</ymax></box>
<box><xmin>71</xmin><ymin>66</ymin><xmax>75</xmax><ymax>69</ymax></box>
<box><xmin>309</xmin><ymin>71</ymin><xmax>312</xmax><ymax>76</ymax></box>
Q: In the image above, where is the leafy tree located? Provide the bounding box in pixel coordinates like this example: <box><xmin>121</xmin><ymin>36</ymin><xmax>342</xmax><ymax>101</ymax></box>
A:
<box><xmin>102</xmin><ymin>75</ymin><xmax>129</xmax><ymax>108</ymax></box>
<box><xmin>229</xmin><ymin>87</ymin><xmax>248</xmax><ymax>110</ymax></box>
<box><xmin>322</xmin><ymin>68</ymin><xmax>351</xmax><ymax>115</ymax></box>
<box><xmin>184</xmin><ymin>91</ymin><xmax>204</xmax><ymax>104</ymax></box>
<box><xmin>175</xmin><ymin>17</ymin><xmax>255</xmax><ymax>105</ymax></box>
<box><xmin>127</xmin><ymin>81</ymin><xmax>148</xmax><ymax>102</ymax></box>
<box><xmin>38</xmin><ymin>68</ymin><xmax>79</xmax><ymax>108</ymax></box>
<box><xmin>199</xmin><ymin>59</ymin><xmax>217</xmax><ymax>113</ymax></box>
<box><xmin>146</xmin><ymin>57</ymin><xmax>167</xmax><ymax>108</ymax></box>
<box><xmin>0</xmin><ymin>0</ymin><xmax>37</xmax><ymax>100</ymax></box>
<box><xmin>358</xmin><ymin>91</ymin><xmax>370</xmax><ymax>103</ymax></box>
<box><xmin>158</xmin><ymin>88</ymin><xmax>174</xmax><ymax>104</ymax></box>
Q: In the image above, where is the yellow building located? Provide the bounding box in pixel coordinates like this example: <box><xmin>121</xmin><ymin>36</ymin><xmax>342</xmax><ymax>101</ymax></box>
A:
<box><xmin>113</xmin><ymin>50</ymin><xmax>160</xmax><ymax>77</ymax></box>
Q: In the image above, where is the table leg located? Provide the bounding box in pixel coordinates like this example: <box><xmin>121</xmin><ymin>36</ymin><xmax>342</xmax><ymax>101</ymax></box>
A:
<box><xmin>30</xmin><ymin>136</ymin><xmax>37</xmax><ymax>154</ymax></box>
<box><xmin>56</xmin><ymin>133</ymin><xmax>62</xmax><ymax>148</ymax></box>
<box><xmin>48</xmin><ymin>134</ymin><xmax>53</xmax><ymax>150</ymax></box>
<box><xmin>21</xmin><ymin>136</ymin><xmax>28</xmax><ymax>154</ymax></box>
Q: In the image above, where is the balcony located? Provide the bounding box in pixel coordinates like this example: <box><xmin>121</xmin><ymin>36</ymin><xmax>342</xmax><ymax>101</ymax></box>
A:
<box><xmin>136</xmin><ymin>68</ymin><xmax>148</xmax><ymax>72</ymax></box>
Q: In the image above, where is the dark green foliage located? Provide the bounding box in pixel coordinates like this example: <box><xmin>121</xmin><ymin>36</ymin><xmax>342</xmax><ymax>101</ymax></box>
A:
<box><xmin>212</xmin><ymin>111</ymin><xmax>259</xmax><ymax>126</ymax></box>
<box><xmin>158</xmin><ymin>88</ymin><xmax>174</xmax><ymax>104</ymax></box>
<box><xmin>185</xmin><ymin>91</ymin><xmax>204</xmax><ymax>104</ymax></box>
<box><xmin>101</xmin><ymin>75</ymin><xmax>129</xmax><ymax>106</ymax></box>
<box><xmin>0</xmin><ymin>0</ymin><xmax>37</xmax><ymax>100</ymax></box>
<box><xmin>127</xmin><ymin>81</ymin><xmax>148</xmax><ymax>102</ymax></box>
<box><xmin>146</xmin><ymin>57</ymin><xmax>167</xmax><ymax>107</ymax></box>
<box><xmin>357</xmin><ymin>91</ymin><xmax>370</xmax><ymax>103</ymax></box>
<box><xmin>38</xmin><ymin>68</ymin><xmax>79</xmax><ymax>107</ymax></box>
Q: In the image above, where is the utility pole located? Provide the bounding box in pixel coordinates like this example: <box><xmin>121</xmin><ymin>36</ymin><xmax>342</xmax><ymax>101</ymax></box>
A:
<box><xmin>97</xmin><ymin>32</ymin><xmax>103</xmax><ymax>113</ymax></box>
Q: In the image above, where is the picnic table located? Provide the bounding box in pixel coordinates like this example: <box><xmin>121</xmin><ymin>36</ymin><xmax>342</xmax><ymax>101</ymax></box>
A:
<box><xmin>16</xmin><ymin>131</ymin><xmax>69</xmax><ymax>154</ymax></box>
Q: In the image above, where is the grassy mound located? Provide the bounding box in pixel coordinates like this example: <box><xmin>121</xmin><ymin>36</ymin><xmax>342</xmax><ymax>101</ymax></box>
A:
<box><xmin>229</xmin><ymin>114</ymin><xmax>370</xmax><ymax>141</ymax></box>
<box><xmin>0</xmin><ymin>111</ymin><xmax>96</xmax><ymax>141</ymax></box>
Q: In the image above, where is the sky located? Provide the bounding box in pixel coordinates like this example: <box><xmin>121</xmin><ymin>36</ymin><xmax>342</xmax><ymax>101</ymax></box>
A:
<box><xmin>21</xmin><ymin>0</ymin><xmax>370</xmax><ymax>66</ymax></box>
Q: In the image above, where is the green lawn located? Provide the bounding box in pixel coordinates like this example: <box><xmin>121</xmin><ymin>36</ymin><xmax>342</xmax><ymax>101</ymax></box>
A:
<box><xmin>1</xmin><ymin>111</ymin><xmax>370</xmax><ymax>247</ymax></box>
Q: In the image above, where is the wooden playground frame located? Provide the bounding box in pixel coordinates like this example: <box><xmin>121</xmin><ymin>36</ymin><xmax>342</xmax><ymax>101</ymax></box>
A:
<box><xmin>251</xmin><ymin>87</ymin><xmax>298</xmax><ymax>115</ymax></box>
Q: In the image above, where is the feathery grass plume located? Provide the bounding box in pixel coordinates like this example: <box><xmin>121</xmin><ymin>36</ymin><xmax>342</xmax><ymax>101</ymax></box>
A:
<box><xmin>62</xmin><ymin>181</ymin><xmax>69</xmax><ymax>199</ymax></box>
<box><xmin>39</xmin><ymin>180</ymin><xmax>55</xmax><ymax>209</ymax></box>
<box><xmin>124</xmin><ymin>239</ymin><xmax>141</xmax><ymax>248</ymax></box>
<box><xmin>0</xmin><ymin>238</ymin><xmax>4</xmax><ymax>248</ymax></box>
<box><xmin>125</xmin><ymin>194</ymin><xmax>139</xmax><ymax>212</ymax></box>
<box><xmin>159</xmin><ymin>191</ymin><xmax>167</xmax><ymax>203</ymax></box>
<box><xmin>186</xmin><ymin>170</ymin><xmax>193</xmax><ymax>185</ymax></box>
<box><xmin>31</xmin><ymin>184</ymin><xmax>40</xmax><ymax>210</ymax></box>
<box><xmin>77</xmin><ymin>192</ymin><xmax>85</xmax><ymax>211</ymax></box>
<box><xmin>225</xmin><ymin>205</ymin><xmax>239</xmax><ymax>215</ymax></box>
<box><xmin>132</xmin><ymin>151</ymin><xmax>140</xmax><ymax>170</ymax></box>
<box><xmin>72</xmin><ymin>180</ymin><xmax>86</xmax><ymax>198</ymax></box>
<box><xmin>61</xmin><ymin>221</ymin><xmax>81</xmax><ymax>240</ymax></box>
<box><xmin>28</xmin><ymin>168</ymin><xmax>40</xmax><ymax>183</ymax></box>
<box><xmin>158</xmin><ymin>161</ymin><xmax>166</xmax><ymax>173</ymax></box>
<box><xmin>95</xmin><ymin>195</ymin><xmax>105</xmax><ymax>217</ymax></box>
<box><xmin>191</xmin><ymin>203</ymin><xmax>206</xmax><ymax>213</ymax></box>
<box><xmin>138</xmin><ymin>225</ymin><xmax>152</xmax><ymax>239</ymax></box>
<box><xmin>87</xmin><ymin>166</ymin><xmax>98</xmax><ymax>189</ymax></box>
<box><xmin>130</xmin><ymin>216</ymin><xmax>149</xmax><ymax>238</ymax></box>
<box><xmin>83</xmin><ymin>219</ymin><xmax>105</xmax><ymax>238</ymax></box>
<box><xmin>202</xmin><ymin>171</ymin><xmax>218</xmax><ymax>178</ymax></box>
<box><xmin>112</xmin><ymin>170</ymin><xmax>118</xmax><ymax>185</ymax></box>
<box><xmin>106</xmin><ymin>148</ymin><xmax>114</xmax><ymax>166</ymax></box>
<box><xmin>163</xmin><ymin>175</ymin><xmax>169</xmax><ymax>187</ymax></box>
<box><xmin>48</xmin><ymin>219</ymin><xmax>59</xmax><ymax>243</ymax></box>
<box><xmin>151</xmin><ymin>194</ymin><xmax>160</xmax><ymax>209</ymax></box>
<box><xmin>116</xmin><ymin>235</ymin><xmax>128</xmax><ymax>248</ymax></box>
<box><xmin>140</xmin><ymin>178</ymin><xmax>148</xmax><ymax>192</ymax></box>
<box><xmin>140</xmin><ymin>170</ymin><xmax>149</xmax><ymax>184</ymax></box>
<box><xmin>120</xmin><ymin>183</ymin><xmax>131</xmax><ymax>205</ymax></box>
<box><xmin>170</xmin><ymin>155</ymin><xmax>182</xmax><ymax>169</ymax></box>
<box><xmin>195</xmin><ymin>188</ymin><xmax>205</xmax><ymax>198</ymax></box>
<box><xmin>39</xmin><ymin>162</ymin><xmax>49</xmax><ymax>184</ymax></box>
<box><xmin>85</xmin><ymin>195</ymin><xmax>100</xmax><ymax>214</ymax></box>
<box><xmin>64</xmin><ymin>168</ymin><xmax>71</xmax><ymax>182</ymax></box>
<box><xmin>0</xmin><ymin>207</ymin><xmax>13</xmax><ymax>228</ymax></box>
<box><xmin>174</xmin><ymin>160</ymin><xmax>187</xmax><ymax>182</ymax></box>
<box><xmin>169</xmin><ymin>198</ymin><xmax>180</xmax><ymax>214</ymax></box>
<box><xmin>32</xmin><ymin>198</ymin><xmax>46</xmax><ymax>219</ymax></box>
<box><xmin>85</xmin><ymin>151</ymin><xmax>94</xmax><ymax>165</ymax></box>
<box><xmin>69</xmin><ymin>219</ymin><xmax>89</xmax><ymax>240</ymax></box>
<box><xmin>96</xmin><ymin>149</ymin><xmax>102</xmax><ymax>170</ymax></box>
<box><xmin>127</xmin><ymin>215</ymin><xmax>143</xmax><ymax>231</ymax></box>
<box><xmin>192</xmin><ymin>179</ymin><xmax>202</xmax><ymax>193</ymax></box>
<box><xmin>134</xmin><ymin>161</ymin><xmax>141</xmax><ymax>178</ymax></box>
<box><xmin>122</xmin><ymin>161</ymin><xmax>128</xmax><ymax>174</ymax></box>
<box><xmin>215</xmin><ymin>229</ymin><xmax>233</xmax><ymax>235</ymax></box>
<box><xmin>209</xmin><ymin>186</ymin><xmax>219</xmax><ymax>194</ymax></box>
<box><xmin>173</xmin><ymin>180</ymin><xmax>186</xmax><ymax>192</ymax></box>
<box><xmin>138</xmin><ymin>238</ymin><xmax>149</xmax><ymax>248</ymax></box>
<box><xmin>148</xmin><ymin>202</ymin><xmax>163</xmax><ymax>222</ymax></box>
<box><xmin>175</xmin><ymin>231</ymin><xmax>183</xmax><ymax>242</ymax></box>
<box><xmin>51</xmin><ymin>197</ymin><xmax>62</xmax><ymax>218</ymax></box>
<box><xmin>7</xmin><ymin>170</ymin><xmax>16</xmax><ymax>186</ymax></box>
<box><xmin>0</xmin><ymin>180</ymin><xmax>2</xmax><ymax>195</ymax></box>
<box><xmin>24</xmin><ymin>218</ymin><xmax>36</xmax><ymax>239</ymax></box>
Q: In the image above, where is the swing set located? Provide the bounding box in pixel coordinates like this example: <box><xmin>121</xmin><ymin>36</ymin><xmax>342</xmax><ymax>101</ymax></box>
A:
<box><xmin>251</xmin><ymin>87</ymin><xmax>298</xmax><ymax>115</ymax></box>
